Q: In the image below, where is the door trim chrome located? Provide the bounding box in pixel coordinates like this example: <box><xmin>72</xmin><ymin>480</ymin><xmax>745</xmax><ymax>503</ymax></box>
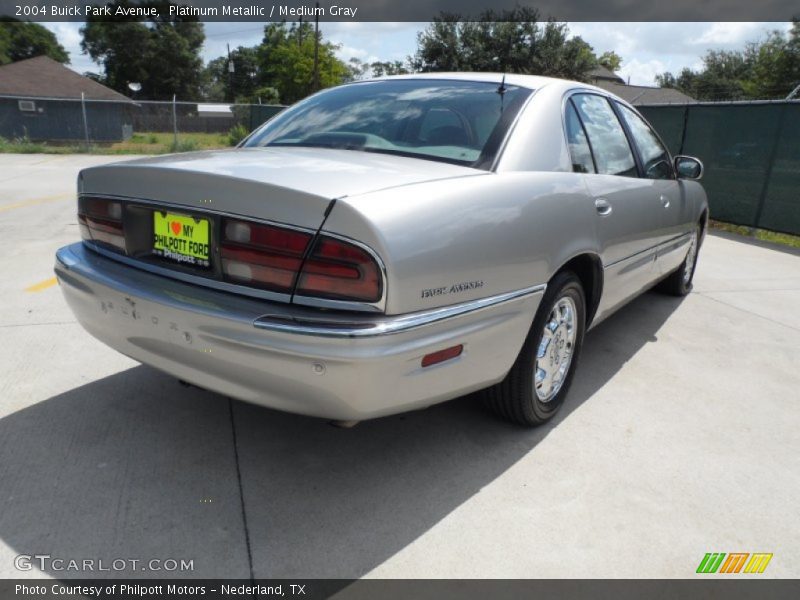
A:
<box><xmin>253</xmin><ymin>284</ymin><xmax>547</xmax><ymax>338</ymax></box>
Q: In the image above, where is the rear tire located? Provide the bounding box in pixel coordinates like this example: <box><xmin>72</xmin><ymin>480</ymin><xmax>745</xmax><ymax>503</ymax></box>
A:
<box><xmin>657</xmin><ymin>225</ymin><xmax>700</xmax><ymax>296</ymax></box>
<box><xmin>485</xmin><ymin>271</ymin><xmax>586</xmax><ymax>427</ymax></box>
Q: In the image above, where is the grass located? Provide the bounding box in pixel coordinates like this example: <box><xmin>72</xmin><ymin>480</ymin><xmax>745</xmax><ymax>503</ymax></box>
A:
<box><xmin>709</xmin><ymin>219</ymin><xmax>800</xmax><ymax>250</ymax></box>
<box><xmin>0</xmin><ymin>131</ymin><xmax>232</xmax><ymax>156</ymax></box>
<box><xmin>109</xmin><ymin>131</ymin><xmax>230</xmax><ymax>154</ymax></box>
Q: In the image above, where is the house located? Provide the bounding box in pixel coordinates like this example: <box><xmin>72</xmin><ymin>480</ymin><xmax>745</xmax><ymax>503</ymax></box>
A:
<box><xmin>587</xmin><ymin>65</ymin><xmax>695</xmax><ymax>105</ymax></box>
<box><xmin>0</xmin><ymin>56</ymin><xmax>133</xmax><ymax>142</ymax></box>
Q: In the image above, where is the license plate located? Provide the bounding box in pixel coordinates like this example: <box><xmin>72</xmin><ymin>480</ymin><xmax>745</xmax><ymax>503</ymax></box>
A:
<box><xmin>153</xmin><ymin>211</ymin><xmax>210</xmax><ymax>267</ymax></box>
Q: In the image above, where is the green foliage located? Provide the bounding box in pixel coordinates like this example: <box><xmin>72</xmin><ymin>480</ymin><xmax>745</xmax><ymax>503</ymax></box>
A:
<box><xmin>598</xmin><ymin>51</ymin><xmax>622</xmax><ymax>72</ymax></box>
<box><xmin>81</xmin><ymin>1</ymin><xmax>204</xmax><ymax>100</ymax></box>
<box><xmin>168</xmin><ymin>137</ymin><xmax>199</xmax><ymax>153</ymax></box>
<box><xmin>203</xmin><ymin>22</ymin><xmax>351</xmax><ymax>104</ymax></box>
<box><xmin>248</xmin><ymin>86</ymin><xmax>280</xmax><ymax>105</ymax></box>
<box><xmin>202</xmin><ymin>46</ymin><xmax>261</xmax><ymax>102</ymax></box>
<box><xmin>370</xmin><ymin>60</ymin><xmax>411</xmax><ymax>77</ymax></box>
<box><xmin>411</xmin><ymin>7</ymin><xmax>597</xmax><ymax>81</ymax></box>
<box><xmin>656</xmin><ymin>19</ymin><xmax>800</xmax><ymax>100</ymax></box>
<box><xmin>0</xmin><ymin>17</ymin><xmax>70</xmax><ymax>64</ymax></box>
<box><xmin>227</xmin><ymin>123</ymin><xmax>250</xmax><ymax>146</ymax></box>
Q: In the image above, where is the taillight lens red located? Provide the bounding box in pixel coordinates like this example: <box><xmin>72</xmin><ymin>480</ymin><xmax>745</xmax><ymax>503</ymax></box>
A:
<box><xmin>222</xmin><ymin>220</ymin><xmax>382</xmax><ymax>303</ymax></box>
<box><xmin>78</xmin><ymin>198</ymin><xmax>125</xmax><ymax>252</ymax></box>
<box><xmin>220</xmin><ymin>218</ymin><xmax>312</xmax><ymax>294</ymax></box>
<box><xmin>296</xmin><ymin>236</ymin><xmax>382</xmax><ymax>303</ymax></box>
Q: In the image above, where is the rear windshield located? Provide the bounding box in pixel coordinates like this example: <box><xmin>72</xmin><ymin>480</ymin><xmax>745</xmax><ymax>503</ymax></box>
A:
<box><xmin>243</xmin><ymin>79</ymin><xmax>532</xmax><ymax>169</ymax></box>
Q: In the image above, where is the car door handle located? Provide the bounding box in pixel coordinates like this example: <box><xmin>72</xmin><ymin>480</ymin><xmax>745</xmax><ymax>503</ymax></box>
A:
<box><xmin>660</xmin><ymin>195</ymin><xmax>670</xmax><ymax>208</ymax></box>
<box><xmin>594</xmin><ymin>198</ymin><xmax>612</xmax><ymax>216</ymax></box>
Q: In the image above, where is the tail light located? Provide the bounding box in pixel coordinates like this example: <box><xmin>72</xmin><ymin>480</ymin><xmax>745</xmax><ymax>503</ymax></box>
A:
<box><xmin>296</xmin><ymin>236</ymin><xmax>382</xmax><ymax>303</ymax></box>
<box><xmin>222</xmin><ymin>218</ymin><xmax>383</xmax><ymax>303</ymax></box>
<box><xmin>221</xmin><ymin>218</ymin><xmax>312</xmax><ymax>294</ymax></box>
<box><xmin>78</xmin><ymin>198</ymin><xmax>125</xmax><ymax>252</ymax></box>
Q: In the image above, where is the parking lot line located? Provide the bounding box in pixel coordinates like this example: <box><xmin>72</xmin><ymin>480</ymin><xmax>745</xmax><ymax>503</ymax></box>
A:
<box><xmin>24</xmin><ymin>277</ymin><xmax>57</xmax><ymax>292</ymax></box>
<box><xmin>0</xmin><ymin>193</ymin><xmax>72</xmax><ymax>213</ymax></box>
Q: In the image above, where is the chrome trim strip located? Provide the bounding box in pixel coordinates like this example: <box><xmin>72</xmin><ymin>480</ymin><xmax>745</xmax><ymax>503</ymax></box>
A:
<box><xmin>602</xmin><ymin>231</ymin><xmax>693</xmax><ymax>271</ymax></box>
<box><xmin>253</xmin><ymin>284</ymin><xmax>547</xmax><ymax>338</ymax></box>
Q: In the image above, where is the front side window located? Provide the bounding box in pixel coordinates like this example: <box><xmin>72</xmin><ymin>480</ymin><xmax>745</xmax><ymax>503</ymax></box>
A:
<box><xmin>244</xmin><ymin>79</ymin><xmax>532</xmax><ymax>168</ymax></box>
<box><xmin>617</xmin><ymin>103</ymin><xmax>674</xmax><ymax>179</ymax></box>
<box><xmin>571</xmin><ymin>94</ymin><xmax>637</xmax><ymax>177</ymax></box>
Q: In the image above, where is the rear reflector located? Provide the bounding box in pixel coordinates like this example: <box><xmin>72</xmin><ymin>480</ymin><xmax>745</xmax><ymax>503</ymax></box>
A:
<box><xmin>421</xmin><ymin>345</ymin><xmax>463</xmax><ymax>368</ymax></box>
<box><xmin>78</xmin><ymin>198</ymin><xmax>125</xmax><ymax>252</ymax></box>
<box><xmin>221</xmin><ymin>218</ymin><xmax>312</xmax><ymax>294</ymax></box>
<box><xmin>295</xmin><ymin>236</ymin><xmax>382</xmax><ymax>303</ymax></box>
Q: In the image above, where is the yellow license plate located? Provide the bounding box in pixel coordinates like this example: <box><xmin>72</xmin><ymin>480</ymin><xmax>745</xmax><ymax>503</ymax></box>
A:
<box><xmin>153</xmin><ymin>211</ymin><xmax>210</xmax><ymax>267</ymax></box>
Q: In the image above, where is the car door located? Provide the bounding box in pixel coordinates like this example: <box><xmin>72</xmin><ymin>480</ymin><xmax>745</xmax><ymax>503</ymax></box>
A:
<box><xmin>567</xmin><ymin>93</ymin><xmax>663</xmax><ymax>319</ymax></box>
<box><xmin>614</xmin><ymin>101</ymin><xmax>692</xmax><ymax>276</ymax></box>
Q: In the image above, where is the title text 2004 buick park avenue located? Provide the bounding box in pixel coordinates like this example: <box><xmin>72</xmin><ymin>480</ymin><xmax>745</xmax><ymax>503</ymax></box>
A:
<box><xmin>55</xmin><ymin>73</ymin><xmax>707</xmax><ymax>426</ymax></box>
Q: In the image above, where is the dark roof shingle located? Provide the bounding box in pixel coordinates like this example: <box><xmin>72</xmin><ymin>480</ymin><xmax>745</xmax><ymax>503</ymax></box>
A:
<box><xmin>594</xmin><ymin>81</ymin><xmax>695</xmax><ymax>105</ymax></box>
<box><xmin>0</xmin><ymin>56</ymin><xmax>131</xmax><ymax>102</ymax></box>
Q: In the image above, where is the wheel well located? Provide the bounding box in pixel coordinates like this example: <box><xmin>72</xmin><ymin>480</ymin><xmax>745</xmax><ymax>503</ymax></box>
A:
<box><xmin>554</xmin><ymin>254</ymin><xmax>603</xmax><ymax>327</ymax></box>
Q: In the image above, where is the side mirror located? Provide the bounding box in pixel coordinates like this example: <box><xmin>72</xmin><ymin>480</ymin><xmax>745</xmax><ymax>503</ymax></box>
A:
<box><xmin>674</xmin><ymin>155</ymin><xmax>703</xmax><ymax>180</ymax></box>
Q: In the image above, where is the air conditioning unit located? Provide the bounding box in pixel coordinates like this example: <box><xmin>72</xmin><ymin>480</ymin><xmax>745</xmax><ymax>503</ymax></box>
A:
<box><xmin>18</xmin><ymin>100</ymin><xmax>36</xmax><ymax>112</ymax></box>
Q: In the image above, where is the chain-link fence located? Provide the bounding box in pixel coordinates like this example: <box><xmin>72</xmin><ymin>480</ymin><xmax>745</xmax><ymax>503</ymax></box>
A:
<box><xmin>640</xmin><ymin>101</ymin><xmax>800</xmax><ymax>236</ymax></box>
<box><xmin>0</xmin><ymin>95</ymin><xmax>285</xmax><ymax>149</ymax></box>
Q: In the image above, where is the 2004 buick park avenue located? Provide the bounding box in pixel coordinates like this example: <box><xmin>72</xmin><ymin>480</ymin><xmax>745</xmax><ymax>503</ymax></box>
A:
<box><xmin>55</xmin><ymin>73</ymin><xmax>707</xmax><ymax>426</ymax></box>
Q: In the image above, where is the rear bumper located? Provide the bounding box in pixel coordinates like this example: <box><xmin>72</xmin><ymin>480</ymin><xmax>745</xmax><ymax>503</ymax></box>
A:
<box><xmin>55</xmin><ymin>242</ymin><xmax>544</xmax><ymax>420</ymax></box>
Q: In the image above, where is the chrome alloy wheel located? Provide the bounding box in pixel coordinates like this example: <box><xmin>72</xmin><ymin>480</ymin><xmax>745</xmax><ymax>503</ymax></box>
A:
<box><xmin>683</xmin><ymin>229</ymin><xmax>698</xmax><ymax>285</ymax></box>
<box><xmin>534</xmin><ymin>296</ymin><xmax>578</xmax><ymax>402</ymax></box>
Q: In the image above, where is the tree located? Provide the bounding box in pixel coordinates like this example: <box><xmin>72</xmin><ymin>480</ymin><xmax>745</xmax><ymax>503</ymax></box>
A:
<box><xmin>0</xmin><ymin>17</ymin><xmax>69</xmax><ymax>64</ymax></box>
<box><xmin>598</xmin><ymin>51</ymin><xmax>622</xmax><ymax>72</ymax></box>
<box><xmin>369</xmin><ymin>60</ymin><xmax>410</xmax><ymax>77</ymax></box>
<box><xmin>81</xmin><ymin>1</ymin><xmax>204</xmax><ymax>100</ymax></box>
<box><xmin>256</xmin><ymin>22</ymin><xmax>350</xmax><ymax>104</ymax></box>
<box><xmin>411</xmin><ymin>8</ymin><xmax>597</xmax><ymax>81</ymax></box>
<box><xmin>656</xmin><ymin>20</ymin><xmax>800</xmax><ymax>100</ymax></box>
<box><xmin>202</xmin><ymin>46</ymin><xmax>261</xmax><ymax>102</ymax></box>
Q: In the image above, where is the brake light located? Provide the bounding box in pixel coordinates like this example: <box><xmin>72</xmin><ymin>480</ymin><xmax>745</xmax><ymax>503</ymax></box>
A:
<box><xmin>295</xmin><ymin>236</ymin><xmax>382</xmax><ymax>303</ymax></box>
<box><xmin>78</xmin><ymin>198</ymin><xmax>125</xmax><ymax>252</ymax></box>
<box><xmin>221</xmin><ymin>218</ymin><xmax>312</xmax><ymax>294</ymax></box>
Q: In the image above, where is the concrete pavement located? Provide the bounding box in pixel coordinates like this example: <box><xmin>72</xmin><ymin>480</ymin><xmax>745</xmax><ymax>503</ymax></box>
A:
<box><xmin>0</xmin><ymin>154</ymin><xmax>798</xmax><ymax>579</ymax></box>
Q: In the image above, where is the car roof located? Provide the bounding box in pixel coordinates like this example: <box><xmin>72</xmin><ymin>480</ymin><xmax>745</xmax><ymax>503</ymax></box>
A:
<box><xmin>364</xmin><ymin>72</ymin><xmax>606</xmax><ymax>94</ymax></box>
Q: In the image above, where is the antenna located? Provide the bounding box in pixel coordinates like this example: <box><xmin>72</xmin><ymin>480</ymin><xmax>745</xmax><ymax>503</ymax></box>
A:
<box><xmin>497</xmin><ymin>71</ymin><xmax>507</xmax><ymax>113</ymax></box>
<box><xmin>497</xmin><ymin>72</ymin><xmax>507</xmax><ymax>96</ymax></box>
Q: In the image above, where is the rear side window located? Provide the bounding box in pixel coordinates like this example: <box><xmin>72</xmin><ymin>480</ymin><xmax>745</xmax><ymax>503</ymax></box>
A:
<box><xmin>571</xmin><ymin>94</ymin><xmax>637</xmax><ymax>177</ymax></box>
<box><xmin>565</xmin><ymin>101</ymin><xmax>595</xmax><ymax>173</ymax></box>
<box><xmin>617</xmin><ymin>103</ymin><xmax>674</xmax><ymax>179</ymax></box>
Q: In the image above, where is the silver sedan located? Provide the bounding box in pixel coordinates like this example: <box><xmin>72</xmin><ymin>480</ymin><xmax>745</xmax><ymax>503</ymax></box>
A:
<box><xmin>55</xmin><ymin>73</ymin><xmax>708</xmax><ymax>426</ymax></box>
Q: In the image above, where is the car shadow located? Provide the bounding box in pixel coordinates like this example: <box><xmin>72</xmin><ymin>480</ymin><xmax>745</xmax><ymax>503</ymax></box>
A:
<box><xmin>0</xmin><ymin>291</ymin><xmax>682</xmax><ymax>579</ymax></box>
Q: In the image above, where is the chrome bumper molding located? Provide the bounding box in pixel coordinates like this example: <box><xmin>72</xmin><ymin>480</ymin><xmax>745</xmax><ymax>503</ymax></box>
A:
<box><xmin>253</xmin><ymin>284</ymin><xmax>547</xmax><ymax>338</ymax></box>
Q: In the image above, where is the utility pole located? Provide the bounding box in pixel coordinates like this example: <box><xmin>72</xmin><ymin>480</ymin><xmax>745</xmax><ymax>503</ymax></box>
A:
<box><xmin>226</xmin><ymin>43</ymin><xmax>234</xmax><ymax>102</ymax></box>
<box><xmin>298</xmin><ymin>16</ymin><xmax>303</xmax><ymax>47</ymax></box>
<box><xmin>312</xmin><ymin>2</ymin><xmax>320</xmax><ymax>92</ymax></box>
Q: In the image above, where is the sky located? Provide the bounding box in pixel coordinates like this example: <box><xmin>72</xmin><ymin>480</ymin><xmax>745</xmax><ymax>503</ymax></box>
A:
<box><xmin>44</xmin><ymin>21</ymin><xmax>793</xmax><ymax>88</ymax></box>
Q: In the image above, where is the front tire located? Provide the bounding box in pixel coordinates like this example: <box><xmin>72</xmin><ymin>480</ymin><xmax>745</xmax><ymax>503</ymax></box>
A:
<box><xmin>485</xmin><ymin>272</ymin><xmax>586</xmax><ymax>426</ymax></box>
<box><xmin>657</xmin><ymin>225</ymin><xmax>700</xmax><ymax>296</ymax></box>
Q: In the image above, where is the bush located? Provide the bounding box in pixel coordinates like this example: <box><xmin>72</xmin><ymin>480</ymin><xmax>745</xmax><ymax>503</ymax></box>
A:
<box><xmin>169</xmin><ymin>137</ymin><xmax>199</xmax><ymax>153</ymax></box>
<box><xmin>227</xmin><ymin>123</ymin><xmax>250</xmax><ymax>147</ymax></box>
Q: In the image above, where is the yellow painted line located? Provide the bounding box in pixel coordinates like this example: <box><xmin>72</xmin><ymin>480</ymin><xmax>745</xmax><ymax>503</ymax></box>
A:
<box><xmin>25</xmin><ymin>277</ymin><xmax>58</xmax><ymax>293</ymax></box>
<box><xmin>0</xmin><ymin>193</ymin><xmax>72</xmax><ymax>213</ymax></box>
